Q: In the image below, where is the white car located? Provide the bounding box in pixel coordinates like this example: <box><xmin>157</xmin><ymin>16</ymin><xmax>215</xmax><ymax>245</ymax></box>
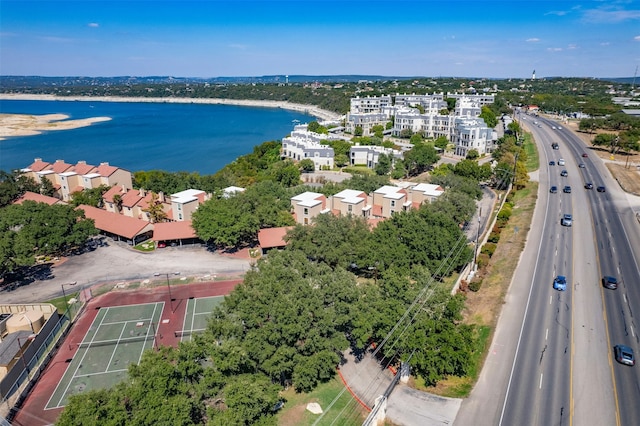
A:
<box><xmin>558</xmin><ymin>159</ymin><xmax>565</xmax><ymax>166</ymax></box>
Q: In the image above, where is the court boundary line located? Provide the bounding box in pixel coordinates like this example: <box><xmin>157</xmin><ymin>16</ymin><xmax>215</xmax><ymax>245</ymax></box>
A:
<box><xmin>139</xmin><ymin>303</ymin><xmax>160</xmax><ymax>364</ymax></box>
<box><xmin>105</xmin><ymin>320</ymin><xmax>128</xmax><ymax>373</ymax></box>
<box><xmin>46</xmin><ymin>307</ymin><xmax>111</xmax><ymax>409</ymax></box>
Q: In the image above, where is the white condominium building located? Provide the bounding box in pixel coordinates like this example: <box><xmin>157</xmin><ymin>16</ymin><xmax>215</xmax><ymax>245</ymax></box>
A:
<box><xmin>281</xmin><ymin>124</ymin><xmax>335</xmax><ymax>170</ymax></box>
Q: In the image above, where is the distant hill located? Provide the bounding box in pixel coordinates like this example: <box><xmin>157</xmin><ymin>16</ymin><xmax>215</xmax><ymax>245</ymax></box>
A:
<box><xmin>0</xmin><ymin>75</ymin><xmax>635</xmax><ymax>89</ymax></box>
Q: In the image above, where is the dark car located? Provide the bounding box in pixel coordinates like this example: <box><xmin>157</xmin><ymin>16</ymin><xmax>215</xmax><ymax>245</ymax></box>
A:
<box><xmin>553</xmin><ymin>275</ymin><xmax>567</xmax><ymax>291</ymax></box>
<box><xmin>582</xmin><ymin>153</ymin><xmax>588</xmax><ymax>158</ymax></box>
<box><xmin>579</xmin><ymin>163</ymin><xmax>586</xmax><ymax>168</ymax></box>
<box><xmin>614</xmin><ymin>345</ymin><xmax>635</xmax><ymax>366</ymax></box>
<box><xmin>563</xmin><ymin>185</ymin><xmax>572</xmax><ymax>193</ymax></box>
<box><xmin>550</xmin><ymin>185</ymin><xmax>558</xmax><ymax>194</ymax></box>
<box><xmin>603</xmin><ymin>276</ymin><xmax>618</xmax><ymax>290</ymax></box>
<box><xmin>549</xmin><ymin>160</ymin><xmax>556</xmax><ymax>166</ymax></box>
<box><xmin>597</xmin><ymin>186</ymin><xmax>606</xmax><ymax>192</ymax></box>
<box><xmin>561</xmin><ymin>170</ymin><xmax>568</xmax><ymax>177</ymax></box>
<box><xmin>585</xmin><ymin>183</ymin><xmax>594</xmax><ymax>190</ymax></box>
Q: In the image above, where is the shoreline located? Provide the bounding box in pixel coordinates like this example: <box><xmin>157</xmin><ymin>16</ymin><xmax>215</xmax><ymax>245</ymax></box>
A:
<box><xmin>0</xmin><ymin>113</ymin><xmax>111</xmax><ymax>141</ymax></box>
<box><xmin>0</xmin><ymin>93</ymin><xmax>343</xmax><ymax>122</ymax></box>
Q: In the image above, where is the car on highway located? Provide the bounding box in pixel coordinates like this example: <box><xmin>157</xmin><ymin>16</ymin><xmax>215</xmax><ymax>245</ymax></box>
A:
<box><xmin>582</xmin><ymin>153</ymin><xmax>588</xmax><ymax>158</ymax></box>
<box><xmin>563</xmin><ymin>185</ymin><xmax>572</xmax><ymax>193</ymax></box>
<box><xmin>552</xmin><ymin>143</ymin><xmax>559</xmax><ymax>150</ymax></box>
<box><xmin>549</xmin><ymin>160</ymin><xmax>556</xmax><ymax>166</ymax></box>
<box><xmin>561</xmin><ymin>214</ymin><xmax>573</xmax><ymax>226</ymax></box>
<box><xmin>603</xmin><ymin>276</ymin><xmax>619</xmax><ymax>290</ymax></box>
<box><xmin>561</xmin><ymin>170</ymin><xmax>568</xmax><ymax>177</ymax></box>
<box><xmin>552</xmin><ymin>126</ymin><xmax>556</xmax><ymax>130</ymax></box>
<box><xmin>550</xmin><ymin>185</ymin><xmax>558</xmax><ymax>193</ymax></box>
<box><xmin>557</xmin><ymin>126</ymin><xmax>562</xmax><ymax>130</ymax></box>
<box><xmin>585</xmin><ymin>182</ymin><xmax>594</xmax><ymax>190</ymax></box>
<box><xmin>558</xmin><ymin>158</ymin><xmax>565</xmax><ymax>166</ymax></box>
<box><xmin>579</xmin><ymin>163</ymin><xmax>586</xmax><ymax>168</ymax></box>
<box><xmin>553</xmin><ymin>275</ymin><xmax>567</xmax><ymax>291</ymax></box>
<box><xmin>597</xmin><ymin>186</ymin><xmax>606</xmax><ymax>192</ymax></box>
<box><xmin>614</xmin><ymin>345</ymin><xmax>635</xmax><ymax>366</ymax></box>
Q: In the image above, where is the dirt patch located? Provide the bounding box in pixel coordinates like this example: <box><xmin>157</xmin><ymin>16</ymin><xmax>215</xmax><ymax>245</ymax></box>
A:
<box><xmin>606</xmin><ymin>163</ymin><xmax>640</xmax><ymax>196</ymax></box>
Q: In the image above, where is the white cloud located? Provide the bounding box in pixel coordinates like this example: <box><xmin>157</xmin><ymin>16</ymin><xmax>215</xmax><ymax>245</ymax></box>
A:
<box><xmin>526</xmin><ymin>38</ymin><xmax>540</xmax><ymax>42</ymax></box>
<box><xmin>582</xmin><ymin>8</ymin><xmax>640</xmax><ymax>23</ymax></box>
<box><xmin>635</xmin><ymin>35</ymin><xmax>640</xmax><ymax>41</ymax></box>
<box><xmin>88</xmin><ymin>23</ymin><xmax>99</xmax><ymax>28</ymax></box>
<box><xmin>547</xmin><ymin>47</ymin><xmax>563</xmax><ymax>52</ymax></box>
<box><xmin>545</xmin><ymin>10</ymin><xmax>569</xmax><ymax>16</ymax></box>
<box><xmin>567</xmin><ymin>44</ymin><xmax>578</xmax><ymax>50</ymax></box>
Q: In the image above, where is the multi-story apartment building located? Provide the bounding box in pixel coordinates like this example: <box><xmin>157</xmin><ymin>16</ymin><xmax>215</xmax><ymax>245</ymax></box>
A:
<box><xmin>21</xmin><ymin>158</ymin><xmax>133</xmax><ymax>202</ymax></box>
<box><xmin>290</xmin><ymin>182</ymin><xmax>445</xmax><ymax>225</ymax></box>
<box><xmin>290</xmin><ymin>191</ymin><xmax>328</xmax><ymax>225</ymax></box>
<box><xmin>452</xmin><ymin>118</ymin><xmax>496</xmax><ymax>157</ymax></box>
<box><xmin>446</xmin><ymin>92</ymin><xmax>495</xmax><ymax>106</ymax></box>
<box><xmin>349</xmin><ymin>144</ymin><xmax>403</xmax><ymax>168</ymax></box>
<box><xmin>349</xmin><ymin>95</ymin><xmax>393</xmax><ymax>114</ymax></box>
<box><xmin>170</xmin><ymin>189</ymin><xmax>208</xmax><ymax>222</ymax></box>
<box><xmin>344</xmin><ymin>112</ymin><xmax>389</xmax><ymax>136</ymax></box>
<box><xmin>330</xmin><ymin>189</ymin><xmax>371</xmax><ymax>218</ymax></box>
<box><xmin>281</xmin><ymin>125</ymin><xmax>335</xmax><ymax>170</ymax></box>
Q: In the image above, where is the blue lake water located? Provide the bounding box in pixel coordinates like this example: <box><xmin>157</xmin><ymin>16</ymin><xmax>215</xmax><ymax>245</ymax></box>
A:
<box><xmin>0</xmin><ymin>100</ymin><xmax>313</xmax><ymax>174</ymax></box>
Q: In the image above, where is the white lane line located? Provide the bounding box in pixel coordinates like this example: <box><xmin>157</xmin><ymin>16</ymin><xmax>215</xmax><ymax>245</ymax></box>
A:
<box><xmin>632</xmin><ymin>325</ymin><xmax>636</xmax><ymax>339</ymax></box>
<box><xmin>546</xmin><ymin>328</ymin><xmax>549</xmax><ymax>340</ymax></box>
<box><xmin>550</xmin><ymin>295</ymin><xmax>553</xmax><ymax>305</ymax></box>
<box><xmin>617</xmin><ymin>266</ymin><xmax>621</xmax><ymax>275</ymax></box>
<box><xmin>539</xmin><ymin>373</ymin><xmax>544</xmax><ymax>389</ymax></box>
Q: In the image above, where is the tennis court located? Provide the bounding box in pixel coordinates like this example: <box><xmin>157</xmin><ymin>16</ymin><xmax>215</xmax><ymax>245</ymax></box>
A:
<box><xmin>46</xmin><ymin>302</ymin><xmax>163</xmax><ymax>409</ymax></box>
<box><xmin>179</xmin><ymin>296</ymin><xmax>224</xmax><ymax>342</ymax></box>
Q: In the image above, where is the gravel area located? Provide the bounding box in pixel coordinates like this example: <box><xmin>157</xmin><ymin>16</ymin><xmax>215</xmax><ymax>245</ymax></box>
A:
<box><xmin>1</xmin><ymin>241</ymin><xmax>251</xmax><ymax>304</ymax></box>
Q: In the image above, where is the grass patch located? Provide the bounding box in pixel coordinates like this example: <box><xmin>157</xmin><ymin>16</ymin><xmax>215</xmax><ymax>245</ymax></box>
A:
<box><xmin>133</xmin><ymin>240</ymin><xmax>155</xmax><ymax>252</ymax></box>
<box><xmin>46</xmin><ymin>292</ymin><xmax>80</xmax><ymax>314</ymax></box>
<box><xmin>522</xmin><ymin>134</ymin><xmax>539</xmax><ymax>172</ymax></box>
<box><xmin>277</xmin><ymin>377</ymin><xmax>368</xmax><ymax>426</ymax></box>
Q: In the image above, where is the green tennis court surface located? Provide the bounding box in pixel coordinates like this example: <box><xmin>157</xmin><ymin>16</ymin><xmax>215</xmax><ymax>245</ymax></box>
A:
<box><xmin>178</xmin><ymin>296</ymin><xmax>224</xmax><ymax>342</ymax></box>
<box><xmin>46</xmin><ymin>302</ymin><xmax>163</xmax><ymax>409</ymax></box>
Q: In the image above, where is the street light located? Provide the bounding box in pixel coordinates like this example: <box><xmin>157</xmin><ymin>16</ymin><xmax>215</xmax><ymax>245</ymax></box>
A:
<box><xmin>16</xmin><ymin>334</ymin><xmax>36</xmax><ymax>374</ymax></box>
<box><xmin>61</xmin><ymin>282</ymin><xmax>77</xmax><ymax>314</ymax></box>
<box><xmin>154</xmin><ymin>273</ymin><xmax>176</xmax><ymax>312</ymax></box>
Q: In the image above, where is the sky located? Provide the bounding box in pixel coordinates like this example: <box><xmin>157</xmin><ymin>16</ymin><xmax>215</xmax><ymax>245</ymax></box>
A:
<box><xmin>1</xmin><ymin>0</ymin><xmax>639</xmax><ymax>79</ymax></box>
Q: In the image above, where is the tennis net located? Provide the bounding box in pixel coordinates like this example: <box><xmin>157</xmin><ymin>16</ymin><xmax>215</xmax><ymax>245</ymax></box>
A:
<box><xmin>72</xmin><ymin>335</ymin><xmax>154</xmax><ymax>350</ymax></box>
<box><xmin>174</xmin><ymin>328</ymin><xmax>206</xmax><ymax>338</ymax></box>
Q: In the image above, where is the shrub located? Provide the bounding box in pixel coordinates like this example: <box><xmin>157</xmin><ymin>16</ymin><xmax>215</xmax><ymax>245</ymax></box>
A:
<box><xmin>477</xmin><ymin>253</ymin><xmax>490</xmax><ymax>269</ymax></box>
<box><xmin>481</xmin><ymin>242</ymin><xmax>497</xmax><ymax>257</ymax></box>
<box><xmin>469</xmin><ymin>279</ymin><xmax>483</xmax><ymax>292</ymax></box>
<box><xmin>488</xmin><ymin>232</ymin><xmax>501</xmax><ymax>244</ymax></box>
<box><xmin>497</xmin><ymin>206</ymin><xmax>512</xmax><ymax>223</ymax></box>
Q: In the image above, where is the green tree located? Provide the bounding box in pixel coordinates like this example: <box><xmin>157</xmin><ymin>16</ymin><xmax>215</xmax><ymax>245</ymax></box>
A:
<box><xmin>479</xmin><ymin>105</ymin><xmax>498</xmax><ymax>129</ymax></box>
<box><xmin>307</xmin><ymin>120</ymin><xmax>328</xmax><ymax>134</ymax></box>
<box><xmin>410</xmin><ymin>133</ymin><xmax>423</xmax><ymax>145</ymax></box>
<box><xmin>299</xmin><ymin>159</ymin><xmax>315</xmax><ymax>173</ymax></box>
<box><xmin>434</xmin><ymin>136</ymin><xmax>449</xmax><ymax>150</ymax></box>
<box><xmin>192</xmin><ymin>195</ymin><xmax>260</xmax><ymax>248</ymax></box>
<box><xmin>465</xmin><ymin>149</ymin><xmax>480</xmax><ymax>160</ymax></box>
<box><xmin>39</xmin><ymin>177</ymin><xmax>56</xmax><ymax>196</ymax></box>
<box><xmin>354</xmin><ymin>126</ymin><xmax>363</xmax><ymax>136</ymax></box>
<box><xmin>70</xmin><ymin>185</ymin><xmax>110</xmax><ymax>207</ymax></box>
<box><xmin>403</xmin><ymin>143</ymin><xmax>440</xmax><ymax>176</ymax></box>
<box><xmin>0</xmin><ymin>170</ymin><xmax>40</xmax><ymax>208</ymax></box>
<box><xmin>334</xmin><ymin>153</ymin><xmax>349</xmax><ymax>168</ymax></box>
<box><xmin>375</xmin><ymin>153</ymin><xmax>392</xmax><ymax>176</ymax></box>
<box><xmin>400</xmin><ymin>128</ymin><xmax>413</xmax><ymax>139</ymax></box>
<box><xmin>371</xmin><ymin>124</ymin><xmax>385</xmax><ymax>138</ymax></box>
<box><xmin>143</xmin><ymin>192</ymin><xmax>169</xmax><ymax>223</ymax></box>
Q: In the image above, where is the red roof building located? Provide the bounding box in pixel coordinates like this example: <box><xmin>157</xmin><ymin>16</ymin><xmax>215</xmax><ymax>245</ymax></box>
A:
<box><xmin>14</xmin><ymin>191</ymin><xmax>63</xmax><ymax>206</ymax></box>
<box><xmin>77</xmin><ymin>205</ymin><xmax>153</xmax><ymax>245</ymax></box>
<box><xmin>257</xmin><ymin>226</ymin><xmax>294</xmax><ymax>253</ymax></box>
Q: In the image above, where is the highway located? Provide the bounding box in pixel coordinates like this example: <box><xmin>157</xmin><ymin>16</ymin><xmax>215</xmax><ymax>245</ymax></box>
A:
<box><xmin>455</xmin><ymin>114</ymin><xmax>640</xmax><ymax>426</ymax></box>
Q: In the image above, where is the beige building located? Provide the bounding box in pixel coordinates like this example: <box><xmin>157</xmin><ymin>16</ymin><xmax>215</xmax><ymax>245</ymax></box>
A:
<box><xmin>290</xmin><ymin>192</ymin><xmax>328</xmax><ymax>225</ymax></box>
<box><xmin>330</xmin><ymin>189</ymin><xmax>371</xmax><ymax>218</ymax></box>
<box><xmin>21</xmin><ymin>158</ymin><xmax>133</xmax><ymax>202</ymax></box>
<box><xmin>170</xmin><ymin>189</ymin><xmax>208</xmax><ymax>222</ymax></box>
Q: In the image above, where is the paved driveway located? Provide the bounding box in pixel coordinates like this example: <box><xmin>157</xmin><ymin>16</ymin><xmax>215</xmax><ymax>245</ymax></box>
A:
<box><xmin>1</xmin><ymin>241</ymin><xmax>251</xmax><ymax>304</ymax></box>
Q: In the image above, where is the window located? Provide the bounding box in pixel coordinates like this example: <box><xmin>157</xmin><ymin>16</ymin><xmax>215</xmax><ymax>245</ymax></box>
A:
<box><xmin>390</xmin><ymin>200</ymin><xmax>396</xmax><ymax>207</ymax></box>
<box><xmin>303</xmin><ymin>207</ymin><xmax>309</xmax><ymax>215</ymax></box>
<box><xmin>348</xmin><ymin>205</ymin><xmax>353</xmax><ymax>212</ymax></box>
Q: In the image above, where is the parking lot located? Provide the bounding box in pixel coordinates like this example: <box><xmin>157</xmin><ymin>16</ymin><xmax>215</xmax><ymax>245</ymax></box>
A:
<box><xmin>1</xmin><ymin>241</ymin><xmax>251</xmax><ymax>304</ymax></box>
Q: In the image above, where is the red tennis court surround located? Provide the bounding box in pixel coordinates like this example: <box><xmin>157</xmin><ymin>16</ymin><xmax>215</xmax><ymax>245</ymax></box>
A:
<box><xmin>10</xmin><ymin>279</ymin><xmax>241</xmax><ymax>426</ymax></box>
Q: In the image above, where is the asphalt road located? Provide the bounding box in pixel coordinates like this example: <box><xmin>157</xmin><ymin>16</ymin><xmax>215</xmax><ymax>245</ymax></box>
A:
<box><xmin>454</xmin><ymin>115</ymin><xmax>640</xmax><ymax>426</ymax></box>
<box><xmin>1</xmin><ymin>242</ymin><xmax>251</xmax><ymax>304</ymax></box>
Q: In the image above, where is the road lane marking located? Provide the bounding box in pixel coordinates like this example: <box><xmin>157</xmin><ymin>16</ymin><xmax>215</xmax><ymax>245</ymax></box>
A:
<box><xmin>546</xmin><ymin>328</ymin><xmax>549</xmax><ymax>340</ymax></box>
<box><xmin>550</xmin><ymin>295</ymin><xmax>553</xmax><ymax>305</ymax></box>
<box><xmin>540</xmin><ymin>373</ymin><xmax>544</xmax><ymax>389</ymax></box>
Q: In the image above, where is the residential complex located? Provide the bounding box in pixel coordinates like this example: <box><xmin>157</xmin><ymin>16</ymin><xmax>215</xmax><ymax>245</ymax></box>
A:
<box><xmin>290</xmin><ymin>182</ymin><xmax>444</xmax><ymax>225</ymax></box>
<box><xmin>346</xmin><ymin>93</ymin><xmax>498</xmax><ymax>157</ymax></box>
<box><xmin>281</xmin><ymin>124</ymin><xmax>336</xmax><ymax>170</ymax></box>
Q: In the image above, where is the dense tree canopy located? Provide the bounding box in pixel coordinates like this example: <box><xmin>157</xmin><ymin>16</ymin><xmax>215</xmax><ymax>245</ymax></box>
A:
<box><xmin>0</xmin><ymin>201</ymin><xmax>97</xmax><ymax>276</ymax></box>
<box><xmin>0</xmin><ymin>171</ymin><xmax>40</xmax><ymax>208</ymax></box>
